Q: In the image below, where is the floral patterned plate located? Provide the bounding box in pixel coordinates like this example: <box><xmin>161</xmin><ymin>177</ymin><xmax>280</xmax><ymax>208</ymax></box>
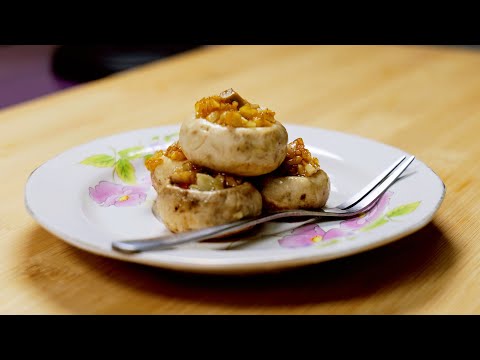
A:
<box><xmin>25</xmin><ymin>125</ymin><xmax>445</xmax><ymax>274</ymax></box>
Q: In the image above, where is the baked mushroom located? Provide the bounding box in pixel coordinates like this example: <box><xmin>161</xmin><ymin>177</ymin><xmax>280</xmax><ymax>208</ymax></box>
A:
<box><xmin>179</xmin><ymin>89</ymin><xmax>288</xmax><ymax>177</ymax></box>
<box><xmin>260</xmin><ymin>138</ymin><xmax>330</xmax><ymax>210</ymax></box>
<box><xmin>153</xmin><ymin>161</ymin><xmax>262</xmax><ymax>233</ymax></box>
<box><xmin>145</xmin><ymin>142</ymin><xmax>188</xmax><ymax>192</ymax></box>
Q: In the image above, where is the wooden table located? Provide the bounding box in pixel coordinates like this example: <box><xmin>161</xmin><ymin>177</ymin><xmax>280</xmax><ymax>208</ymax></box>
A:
<box><xmin>2</xmin><ymin>45</ymin><xmax>479</xmax><ymax>314</ymax></box>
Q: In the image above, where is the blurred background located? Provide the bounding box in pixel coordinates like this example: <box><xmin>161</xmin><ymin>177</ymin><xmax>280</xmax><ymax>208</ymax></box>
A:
<box><xmin>0</xmin><ymin>45</ymin><xmax>477</xmax><ymax>109</ymax></box>
<box><xmin>0</xmin><ymin>45</ymin><xmax>202</xmax><ymax>109</ymax></box>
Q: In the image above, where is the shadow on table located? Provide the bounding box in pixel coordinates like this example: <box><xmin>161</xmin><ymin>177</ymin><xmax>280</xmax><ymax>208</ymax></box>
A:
<box><xmin>22</xmin><ymin>222</ymin><xmax>456</xmax><ymax>314</ymax></box>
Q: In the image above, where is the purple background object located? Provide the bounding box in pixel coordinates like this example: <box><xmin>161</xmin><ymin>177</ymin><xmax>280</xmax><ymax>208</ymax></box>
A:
<box><xmin>0</xmin><ymin>45</ymin><xmax>77</xmax><ymax>109</ymax></box>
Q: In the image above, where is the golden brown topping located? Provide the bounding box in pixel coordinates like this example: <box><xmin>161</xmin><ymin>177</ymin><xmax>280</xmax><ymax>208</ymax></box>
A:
<box><xmin>164</xmin><ymin>142</ymin><xmax>187</xmax><ymax>161</ymax></box>
<box><xmin>144</xmin><ymin>142</ymin><xmax>187</xmax><ymax>172</ymax></box>
<box><xmin>279</xmin><ymin>138</ymin><xmax>321</xmax><ymax>177</ymax></box>
<box><xmin>194</xmin><ymin>89</ymin><xmax>276</xmax><ymax>128</ymax></box>
<box><xmin>169</xmin><ymin>161</ymin><xmax>244</xmax><ymax>191</ymax></box>
<box><xmin>145</xmin><ymin>150</ymin><xmax>164</xmax><ymax>172</ymax></box>
<box><xmin>195</xmin><ymin>96</ymin><xmax>238</xmax><ymax>119</ymax></box>
<box><xmin>219</xmin><ymin>88</ymin><xmax>248</xmax><ymax>107</ymax></box>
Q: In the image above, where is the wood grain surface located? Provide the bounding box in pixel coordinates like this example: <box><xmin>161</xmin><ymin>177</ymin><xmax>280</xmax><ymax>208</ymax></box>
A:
<box><xmin>2</xmin><ymin>45</ymin><xmax>479</xmax><ymax>314</ymax></box>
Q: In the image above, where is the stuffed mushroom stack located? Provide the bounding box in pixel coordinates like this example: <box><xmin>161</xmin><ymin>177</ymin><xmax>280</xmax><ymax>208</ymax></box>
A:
<box><xmin>145</xmin><ymin>89</ymin><xmax>330</xmax><ymax>233</ymax></box>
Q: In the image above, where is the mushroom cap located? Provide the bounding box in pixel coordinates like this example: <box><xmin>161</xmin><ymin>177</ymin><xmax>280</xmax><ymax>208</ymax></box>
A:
<box><xmin>179</xmin><ymin>117</ymin><xmax>288</xmax><ymax>176</ymax></box>
<box><xmin>154</xmin><ymin>181</ymin><xmax>263</xmax><ymax>233</ymax></box>
<box><xmin>261</xmin><ymin>169</ymin><xmax>330</xmax><ymax>210</ymax></box>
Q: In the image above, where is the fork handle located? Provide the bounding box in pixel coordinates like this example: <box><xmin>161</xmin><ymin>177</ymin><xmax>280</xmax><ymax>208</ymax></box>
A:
<box><xmin>111</xmin><ymin>209</ymin><xmax>349</xmax><ymax>254</ymax></box>
<box><xmin>112</xmin><ymin>218</ymin><xmax>257</xmax><ymax>253</ymax></box>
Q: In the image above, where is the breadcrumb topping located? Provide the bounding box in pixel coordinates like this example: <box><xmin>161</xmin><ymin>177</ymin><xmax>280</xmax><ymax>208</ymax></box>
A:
<box><xmin>195</xmin><ymin>88</ymin><xmax>276</xmax><ymax>128</ymax></box>
<box><xmin>280</xmin><ymin>138</ymin><xmax>321</xmax><ymax>177</ymax></box>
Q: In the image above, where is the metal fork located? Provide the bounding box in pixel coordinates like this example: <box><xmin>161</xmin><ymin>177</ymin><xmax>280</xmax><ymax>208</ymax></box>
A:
<box><xmin>112</xmin><ymin>155</ymin><xmax>415</xmax><ymax>254</ymax></box>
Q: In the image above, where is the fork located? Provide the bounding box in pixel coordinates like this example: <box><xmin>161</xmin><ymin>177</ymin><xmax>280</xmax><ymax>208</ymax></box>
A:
<box><xmin>112</xmin><ymin>155</ymin><xmax>415</xmax><ymax>254</ymax></box>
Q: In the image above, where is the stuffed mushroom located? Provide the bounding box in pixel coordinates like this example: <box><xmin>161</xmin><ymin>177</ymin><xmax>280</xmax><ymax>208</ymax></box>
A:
<box><xmin>179</xmin><ymin>89</ymin><xmax>288</xmax><ymax>177</ymax></box>
<box><xmin>152</xmin><ymin>161</ymin><xmax>262</xmax><ymax>233</ymax></box>
<box><xmin>260</xmin><ymin>138</ymin><xmax>330</xmax><ymax>210</ymax></box>
<box><xmin>145</xmin><ymin>142</ymin><xmax>188</xmax><ymax>192</ymax></box>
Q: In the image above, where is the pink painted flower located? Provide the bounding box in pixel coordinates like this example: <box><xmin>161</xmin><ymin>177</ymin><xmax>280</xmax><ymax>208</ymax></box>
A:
<box><xmin>278</xmin><ymin>224</ymin><xmax>353</xmax><ymax>248</ymax></box>
<box><xmin>89</xmin><ymin>181</ymin><xmax>148</xmax><ymax>207</ymax></box>
<box><xmin>279</xmin><ymin>224</ymin><xmax>325</xmax><ymax>248</ymax></box>
<box><xmin>278</xmin><ymin>191</ymin><xmax>394</xmax><ymax>248</ymax></box>
<box><xmin>340</xmin><ymin>191</ymin><xmax>393</xmax><ymax>230</ymax></box>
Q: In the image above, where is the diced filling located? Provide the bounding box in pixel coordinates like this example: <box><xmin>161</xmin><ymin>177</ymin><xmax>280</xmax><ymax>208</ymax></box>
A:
<box><xmin>194</xmin><ymin>88</ymin><xmax>276</xmax><ymax>128</ymax></box>
<box><xmin>145</xmin><ymin>142</ymin><xmax>243</xmax><ymax>191</ymax></box>
<box><xmin>164</xmin><ymin>142</ymin><xmax>187</xmax><ymax>161</ymax></box>
<box><xmin>171</xmin><ymin>162</ymin><xmax>244</xmax><ymax>191</ymax></box>
<box><xmin>145</xmin><ymin>142</ymin><xmax>187</xmax><ymax>172</ymax></box>
<box><xmin>279</xmin><ymin>138</ymin><xmax>321</xmax><ymax>177</ymax></box>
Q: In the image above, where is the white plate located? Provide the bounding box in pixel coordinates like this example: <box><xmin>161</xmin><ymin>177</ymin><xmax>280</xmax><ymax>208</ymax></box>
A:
<box><xmin>25</xmin><ymin>125</ymin><xmax>445</xmax><ymax>274</ymax></box>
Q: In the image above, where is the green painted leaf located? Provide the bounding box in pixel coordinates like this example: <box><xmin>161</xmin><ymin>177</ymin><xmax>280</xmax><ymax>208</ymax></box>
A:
<box><xmin>386</xmin><ymin>202</ymin><xmax>421</xmax><ymax>218</ymax></box>
<box><xmin>164</xmin><ymin>132</ymin><xmax>179</xmax><ymax>142</ymax></box>
<box><xmin>317</xmin><ymin>239</ymin><xmax>340</xmax><ymax>248</ymax></box>
<box><xmin>118</xmin><ymin>146</ymin><xmax>145</xmax><ymax>160</ymax></box>
<box><xmin>362</xmin><ymin>217</ymin><xmax>389</xmax><ymax>232</ymax></box>
<box><xmin>151</xmin><ymin>135</ymin><xmax>160</xmax><ymax>141</ymax></box>
<box><xmin>80</xmin><ymin>154</ymin><xmax>115</xmax><ymax>167</ymax></box>
<box><xmin>115</xmin><ymin>159</ymin><xmax>136</xmax><ymax>184</ymax></box>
